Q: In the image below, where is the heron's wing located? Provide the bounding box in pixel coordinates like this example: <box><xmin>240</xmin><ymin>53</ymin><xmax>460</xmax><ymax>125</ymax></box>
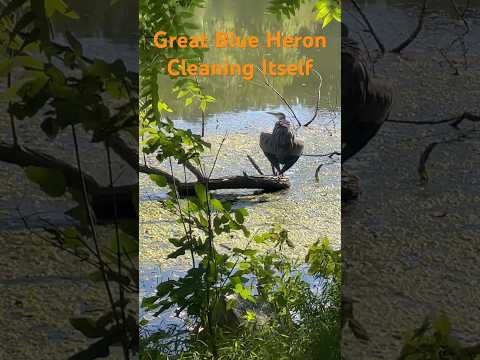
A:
<box><xmin>341</xmin><ymin>36</ymin><xmax>393</xmax><ymax>162</ymax></box>
<box><xmin>342</xmin><ymin>37</ymin><xmax>369</xmax><ymax>115</ymax></box>
<box><xmin>341</xmin><ymin>124</ymin><xmax>383</xmax><ymax>163</ymax></box>
<box><xmin>291</xmin><ymin>139</ymin><xmax>304</xmax><ymax>157</ymax></box>
<box><xmin>361</xmin><ymin>79</ymin><xmax>393</xmax><ymax>126</ymax></box>
<box><xmin>272</xmin><ymin>121</ymin><xmax>295</xmax><ymax>148</ymax></box>
<box><xmin>279</xmin><ymin>155</ymin><xmax>301</xmax><ymax>174</ymax></box>
<box><xmin>260</xmin><ymin>132</ymin><xmax>280</xmax><ymax>165</ymax></box>
<box><xmin>260</xmin><ymin>132</ymin><xmax>274</xmax><ymax>153</ymax></box>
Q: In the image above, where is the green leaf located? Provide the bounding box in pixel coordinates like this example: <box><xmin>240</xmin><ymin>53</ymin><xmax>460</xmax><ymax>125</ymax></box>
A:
<box><xmin>253</xmin><ymin>232</ymin><xmax>272</xmax><ymax>244</ymax></box>
<box><xmin>150</xmin><ymin>174</ymin><xmax>168</xmax><ymax>187</ymax></box>
<box><xmin>210</xmin><ymin>198</ymin><xmax>224</xmax><ymax>211</ymax></box>
<box><xmin>199</xmin><ymin>99</ymin><xmax>207</xmax><ymax>112</ymax></box>
<box><xmin>65</xmin><ymin>31</ymin><xmax>83</xmax><ymax>56</ymax></box>
<box><xmin>44</xmin><ymin>0</ymin><xmax>79</xmax><ymax>19</ymax></box>
<box><xmin>158</xmin><ymin>101</ymin><xmax>173</xmax><ymax>113</ymax></box>
<box><xmin>25</xmin><ymin>166</ymin><xmax>66</xmax><ymax>197</ymax></box>
<box><xmin>194</xmin><ymin>183</ymin><xmax>207</xmax><ymax>204</ymax></box>
<box><xmin>432</xmin><ymin>313</ymin><xmax>451</xmax><ymax>336</ymax></box>
<box><xmin>244</xmin><ymin>310</ymin><xmax>256</xmax><ymax>322</ymax></box>
<box><xmin>64</xmin><ymin>227</ymin><xmax>82</xmax><ymax>248</ymax></box>
<box><xmin>111</xmin><ymin>231</ymin><xmax>138</xmax><ymax>255</ymax></box>
<box><xmin>322</xmin><ymin>13</ymin><xmax>333</xmax><ymax>28</ymax></box>
<box><xmin>233</xmin><ymin>283</ymin><xmax>255</xmax><ymax>303</ymax></box>
<box><xmin>14</xmin><ymin>56</ymin><xmax>44</xmax><ymax>70</ymax></box>
<box><xmin>234</xmin><ymin>208</ymin><xmax>248</xmax><ymax>224</ymax></box>
<box><xmin>0</xmin><ymin>59</ymin><xmax>14</xmax><ymax>77</ymax></box>
<box><xmin>105</xmin><ymin>79</ymin><xmax>126</xmax><ymax>99</ymax></box>
<box><xmin>141</xmin><ymin>295</ymin><xmax>159</xmax><ymax>310</ymax></box>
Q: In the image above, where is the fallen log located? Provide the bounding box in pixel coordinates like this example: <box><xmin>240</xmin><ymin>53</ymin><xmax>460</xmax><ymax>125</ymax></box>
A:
<box><xmin>0</xmin><ymin>142</ymin><xmax>137</xmax><ymax>221</ymax></box>
<box><xmin>175</xmin><ymin>175</ymin><xmax>290</xmax><ymax>196</ymax></box>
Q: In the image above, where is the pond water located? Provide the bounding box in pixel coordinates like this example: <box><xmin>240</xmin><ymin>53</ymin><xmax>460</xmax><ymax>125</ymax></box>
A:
<box><xmin>5</xmin><ymin>0</ymin><xmax>478</xmax><ymax>337</ymax></box>
<box><xmin>139</xmin><ymin>0</ymin><xmax>342</xmax><ymax>271</ymax></box>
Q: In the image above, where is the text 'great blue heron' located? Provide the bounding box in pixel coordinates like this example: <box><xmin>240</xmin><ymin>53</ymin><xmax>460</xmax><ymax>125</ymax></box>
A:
<box><xmin>260</xmin><ymin>112</ymin><xmax>304</xmax><ymax>175</ymax></box>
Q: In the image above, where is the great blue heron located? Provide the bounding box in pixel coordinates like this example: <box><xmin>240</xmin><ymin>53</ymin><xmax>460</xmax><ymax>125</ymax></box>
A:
<box><xmin>260</xmin><ymin>112</ymin><xmax>304</xmax><ymax>175</ymax></box>
<box><xmin>341</xmin><ymin>23</ymin><xmax>393</xmax><ymax>163</ymax></box>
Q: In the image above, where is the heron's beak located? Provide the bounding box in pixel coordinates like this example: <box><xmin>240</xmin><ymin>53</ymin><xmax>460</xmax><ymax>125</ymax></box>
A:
<box><xmin>266</xmin><ymin>112</ymin><xmax>277</xmax><ymax>116</ymax></box>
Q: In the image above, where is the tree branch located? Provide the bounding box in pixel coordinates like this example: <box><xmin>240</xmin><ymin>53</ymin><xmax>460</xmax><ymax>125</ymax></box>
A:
<box><xmin>184</xmin><ymin>160</ymin><xmax>206</xmax><ymax>180</ymax></box>
<box><xmin>0</xmin><ymin>142</ymin><xmax>100</xmax><ymax>192</ymax></box>
<box><xmin>256</xmin><ymin>65</ymin><xmax>302</xmax><ymax>126</ymax></box>
<box><xmin>138</xmin><ymin>163</ymin><xmax>181</xmax><ymax>183</ymax></box>
<box><xmin>387</xmin><ymin>112</ymin><xmax>480</xmax><ymax>127</ymax></box>
<box><xmin>390</xmin><ymin>0</ymin><xmax>428</xmax><ymax>53</ymax></box>
<box><xmin>108</xmin><ymin>133</ymin><xmax>138</xmax><ymax>171</ymax></box>
<box><xmin>304</xmin><ymin>70</ymin><xmax>323</xmax><ymax>127</ymax></box>
<box><xmin>350</xmin><ymin>0</ymin><xmax>385</xmax><ymax>53</ymax></box>
<box><xmin>247</xmin><ymin>155</ymin><xmax>264</xmax><ymax>175</ymax></box>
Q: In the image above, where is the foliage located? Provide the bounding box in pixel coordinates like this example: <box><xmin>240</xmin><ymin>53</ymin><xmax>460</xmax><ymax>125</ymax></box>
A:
<box><xmin>267</xmin><ymin>0</ymin><xmax>341</xmax><ymax>28</ymax></box>
<box><xmin>139</xmin><ymin>0</ymin><xmax>215</xmax><ymax>172</ymax></box>
<box><xmin>1</xmin><ymin>0</ymin><xmax>138</xmax><ymax>357</ymax></box>
<box><xmin>399</xmin><ymin>314</ymin><xmax>480</xmax><ymax>360</ymax></box>
<box><xmin>139</xmin><ymin>0</ymin><xmax>344</xmax><ymax>358</ymax></box>
<box><xmin>314</xmin><ymin>0</ymin><xmax>341</xmax><ymax>28</ymax></box>
<box><xmin>140</xmin><ymin>201</ymin><xmax>342</xmax><ymax>359</ymax></box>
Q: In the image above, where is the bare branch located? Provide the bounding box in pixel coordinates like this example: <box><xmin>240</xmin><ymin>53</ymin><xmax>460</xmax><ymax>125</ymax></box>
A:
<box><xmin>108</xmin><ymin>133</ymin><xmax>138</xmax><ymax>171</ymax></box>
<box><xmin>184</xmin><ymin>160</ymin><xmax>206</xmax><ymax>180</ymax></box>
<box><xmin>418</xmin><ymin>142</ymin><xmax>438</xmax><ymax>184</ymax></box>
<box><xmin>437</xmin><ymin>48</ymin><xmax>460</xmax><ymax>75</ymax></box>
<box><xmin>138</xmin><ymin>163</ymin><xmax>181</xmax><ymax>184</ymax></box>
<box><xmin>304</xmin><ymin>70</ymin><xmax>323</xmax><ymax>127</ymax></box>
<box><xmin>302</xmin><ymin>151</ymin><xmax>341</xmax><ymax>158</ymax></box>
<box><xmin>390</xmin><ymin>0</ymin><xmax>428</xmax><ymax>53</ymax></box>
<box><xmin>350</xmin><ymin>0</ymin><xmax>386</xmax><ymax>53</ymax></box>
<box><xmin>314</xmin><ymin>163</ymin><xmax>336</xmax><ymax>182</ymax></box>
<box><xmin>387</xmin><ymin>112</ymin><xmax>480</xmax><ymax>127</ymax></box>
<box><xmin>247</xmin><ymin>155</ymin><xmax>264</xmax><ymax>175</ymax></box>
<box><xmin>256</xmin><ymin>65</ymin><xmax>302</xmax><ymax>126</ymax></box>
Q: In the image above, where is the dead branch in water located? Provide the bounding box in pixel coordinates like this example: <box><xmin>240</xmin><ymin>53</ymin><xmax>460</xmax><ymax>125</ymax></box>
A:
<box><xmin>418</xmin><ymin>142</ymin><xmax>438</xmax><ymax>184</ymax></box>
<box><xmin>304</xmin><ymin>70</ymin><xmax>323</xmax><ymax>127</ymax></box>
<box><xmin>314</xmin><ymin>162</ymin><xmax>337</xmax><ymax>182</ymax></box>
<box><xmin>387</xmin><ymin>112</ymin><xmax>480</xmax><ymax>127</ymax></box>
<box><xmin>388</xmin><ymin>112</ymin><xmax>479</xmax><ymax>184</ymax></box>
<box><xmin>390</xmin><ymin>0</ymin><xmax>428</xmax><ymax>53</ymax></box>
<box><xmin>350</xmin><ymin>0</ymin><xmax>385</xmax><ymax>53</ymax></box>
<box><xmin>417</xmin><ymin>134</ymin><xmax>471</xmax><ymax>185</ymax></box>
<box><xmin>247</xmin><ymin>155</ymin><xmax>265</xmax><ymax>175</ymax></box>
<box><xmin>303</xmin><ymin>151</ymin><xmax>341</xmax><ymax>158</ymax></box>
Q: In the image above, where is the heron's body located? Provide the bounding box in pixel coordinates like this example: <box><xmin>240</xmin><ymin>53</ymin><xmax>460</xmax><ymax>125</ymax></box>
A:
<box><xmin>341</xmin><ymin>28</ymin><xmax>393</xmax><ymax>163</ymax></box>
<box><xmin>260</xmin><ymin>113</ymin><xmax>304</xmax><ymax>175</ymax></box>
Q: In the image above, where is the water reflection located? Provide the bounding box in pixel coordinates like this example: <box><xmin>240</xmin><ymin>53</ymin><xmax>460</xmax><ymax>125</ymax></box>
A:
<box><xmin>158</xmin><ymin>0</ymin><xmax>341</xmax><ymax>119</ymax></box>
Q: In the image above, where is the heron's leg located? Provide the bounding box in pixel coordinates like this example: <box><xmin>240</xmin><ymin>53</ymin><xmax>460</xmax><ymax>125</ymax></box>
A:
<box><xmin>275</xmin><ymin>164</ymin><xmax>282</xmax><ymax>175</ymax></box>
<box><xmin>271</xmin><ymin>163</ymin><xmax>277</xmax><ymax>175</ymax></box>
<box><xmin>279</xmin><ymin>156</ymin><xmax>300</xmax><ymax>175</ymax></box>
